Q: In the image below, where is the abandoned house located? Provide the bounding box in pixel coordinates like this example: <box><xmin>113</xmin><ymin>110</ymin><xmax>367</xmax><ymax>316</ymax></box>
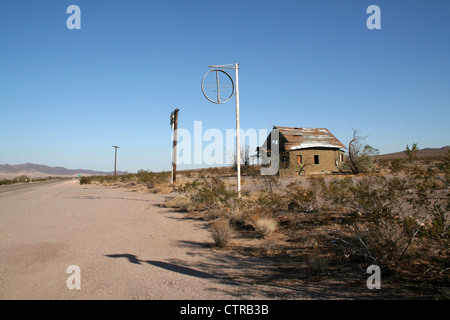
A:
<box><xmin>259</xmin><ymin>126</ymin><xmax>346</xmax><ymax>174</ymax></box>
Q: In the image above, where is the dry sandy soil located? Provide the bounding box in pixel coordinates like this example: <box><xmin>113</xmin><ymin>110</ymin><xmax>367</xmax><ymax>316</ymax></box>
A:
<box><xmin>1</xmin><ymin>179</ymin><xmax>446</xmax><ymax>301</ymax></box>
<box><xmin>0</xmin><ymin>179</ymin><xmax>344</xmax><ymax>300</ymax></box>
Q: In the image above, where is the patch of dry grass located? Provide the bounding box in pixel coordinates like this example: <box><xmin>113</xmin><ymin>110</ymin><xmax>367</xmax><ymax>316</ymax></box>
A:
<box><xmin>150</xmin><ymin>184</ymin><xmax>173</xmax><ymax>194</ymax></box>
<box><xmin>162</xmin><ymin>195</ymin><xmax>194</xmax><ymax>212</ymax></box>
<box><xmin>252</xmin><ymin>216</ymin><xmax>278</xmax><ymax>237</ymax></box>
<box><xmin>132</xmin><ymin>185</ymin><xmax>150</xmax><ymax>193</ymax></box>
<box><xmin>211</xmin><ymin>219</ymin><xmax>234</xmax><ymax>248</ymax></box>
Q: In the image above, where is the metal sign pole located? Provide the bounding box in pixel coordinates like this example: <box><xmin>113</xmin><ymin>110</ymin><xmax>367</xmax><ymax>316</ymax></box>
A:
<box><xmin>234</xmin><ymin>63</ymin><xmax>241</xmax><ymax>197</ymax></box>
<box><xmin>201</xmin><ymin>63</ymin><xmax>241</xmax><ymax>197</ymax></box>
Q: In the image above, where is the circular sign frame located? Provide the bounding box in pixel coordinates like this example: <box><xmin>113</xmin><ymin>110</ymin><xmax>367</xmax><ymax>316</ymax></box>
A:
<box><xmin>201</xmin><ymin>69</ymin><xmax>235</xmax><ymax>104</ymax></box>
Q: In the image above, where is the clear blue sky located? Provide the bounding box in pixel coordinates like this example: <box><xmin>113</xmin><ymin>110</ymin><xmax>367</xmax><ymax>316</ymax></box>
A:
<box><xmin>1</xmin><ymin>0</ymin><xmax>449</xmax><ymax>173</ymax></box>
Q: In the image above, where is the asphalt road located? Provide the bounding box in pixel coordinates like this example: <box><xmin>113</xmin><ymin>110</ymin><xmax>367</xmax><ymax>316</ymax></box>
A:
<box><xmin>0</xmin><ymin>179</ymin><xmax>69</xmax><ymax>196</ymax></box>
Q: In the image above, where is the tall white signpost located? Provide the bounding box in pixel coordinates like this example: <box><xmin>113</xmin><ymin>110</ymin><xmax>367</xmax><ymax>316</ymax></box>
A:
<box><xmin>201</xmin><ymin>63</ymin><xmax>241</xmax><ymax>197</ymax></box>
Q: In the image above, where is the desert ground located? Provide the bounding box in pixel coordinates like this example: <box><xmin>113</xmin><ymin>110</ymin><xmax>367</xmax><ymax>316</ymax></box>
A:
<box><xmin>0</xmin><ymin>176</ymin><xmax>447</xmax><ymax>300</ymax></box>
<box><xmin>0</xmin><ymin>179</ymin><xmax>338</xmax><ymax>300</ymax></box>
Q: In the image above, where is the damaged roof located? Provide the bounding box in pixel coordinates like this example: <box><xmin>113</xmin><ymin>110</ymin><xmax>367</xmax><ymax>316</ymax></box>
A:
<box><xmin>274</xmin><ymin>126</ymin><xmax>345</xmax><ymax>150</ymax></box>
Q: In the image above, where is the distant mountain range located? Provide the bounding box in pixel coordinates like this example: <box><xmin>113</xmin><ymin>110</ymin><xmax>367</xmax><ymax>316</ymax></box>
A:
<box><xmin>375</xmin><ymin>146</ymin><xmax>450</xmax><ymax>160</ymax></box>
<box><xmin>0</xmin><ymin>163</ymin><xmax>119</xmax><ymax>179</ymax></box>
<box><xmin>1</xmin><ymin>146</ymin><xmax>448</xmax><ymax>179</ymax></box>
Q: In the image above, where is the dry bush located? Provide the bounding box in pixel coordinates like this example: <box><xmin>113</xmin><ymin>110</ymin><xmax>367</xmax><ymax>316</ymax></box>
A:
<box><xmin>151</xmin><ymin>184</ymin><xmax>173</xmax><ymax>194</ymax></box>
<box><xmin>246</xmin><ymin>206</ymin><xmax>278</xmax><ymax>237</ymax></box>
<box><xmin>286</xmin><ymin>184</ymin><xmax>316</xmax><ymax>211</ymax></box>
<box><xmin>326</xmin><ymin>167</ymin><xmax>449</xmax><ymax>267</ymax></box>
<box><xmin>211</xmin><ymin>219</ymin><xmax>234</xmax><ymax>248</ymax></box>
<box><xmin>189</xmin><ymin>176</ymin><xmax>238</xmax><ymax>211</ymax></box>
<box><xmin>204</xmin><ymin>203</ymin><xmax>227</xmax><ymax>220</ymax></box>
<box><xmin>176</xmin><ymin>179</ymin><xmax>203</xmax><ymax>193</ymax></box>
<box><xmin>136</xmin><ymin>170</ymin><xmax>171</xmax><ymax>186</ymax></box>
<box><xmin>306</xmin><ymin>250</ymin><xmax>330</xmax><ymax>278</ymax></box>
<box><xmin>79</xmin><ymin>176</ymin><xmax>92</xmax><ymax>185</ymax></box>
<box><xmin>204</xmin><ymin>202</ymin><xmax>247</xmax><ymax>230</ymax></box>
<box><xmin>254</xmin><ymin>174</ymin><xmax>284</xmax><ymax>194</ymax></box>
<box><xmin>253</xmin><ymin>216</ymin><xmax>278</xmax><ymax>237</ymax></box>
<box><xmin>163</xmin><ymin>196</ymin><xmax>194</xmax><ymax>212</ymax></box>
<box><xmin>132</xmin><ymin>185</ymin><xmax>149</xmax><ymax>193</ymax></box>
<box><xmin>226</xmin><ymin>208</ymin><xmax>247</xmax><ymax>227</ymax></box>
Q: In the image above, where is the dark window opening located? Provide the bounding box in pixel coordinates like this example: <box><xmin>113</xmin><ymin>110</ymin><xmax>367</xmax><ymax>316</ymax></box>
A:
<box><xmin>314</xmin><ymin>155</ymin><xmax>320</xmax><ymax>165</ymax></box>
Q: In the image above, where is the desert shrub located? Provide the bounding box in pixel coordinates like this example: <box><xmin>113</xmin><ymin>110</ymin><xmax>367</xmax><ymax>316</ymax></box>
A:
<box><xmin>15</xmin><ymin>175</ymin><xmax>31</xmax><ymax>183</ymax></box>
<box><xmin>94</xmin><ymin>176</ymin><xmax>105</xmax><ymax>183</ymax></box>
<box><xmin>183</xmin><ymin>171</ymin><xmax>193</xmax><ymax>178</ymax></box>
<box><xmin>253</xmin><ymin>190</ymin><xmax>285</xmax><ymax>212</ymax></box>
<box><xmin>136</xmin><ymin>169</ymin><xmax>152</xmax><ymax>183</ymax></box>
<box><xmin>204</xmin><ymin>202</ymin><xmax>228</xmax><ymax>220</ymax></box>
<box><xmin>136</xmin><ymin>170</ymin><xmax>171</xmax><ymax>187</ymax></box>
<box><xmin>436</xmin><ymin>150</ymin><xmax>450</xmax><ymax>184</ymax></box>
<box><xmin>407</xmin><ymin>163</ymin><xmax>449</xmax><ymax>251</ymax></box>
<box><xmin>211</xmin><ymin>219</ymin><xmax>234</xmax><ymax>248</ymax></box>
<box><xmin>249</xmin><ymin>175</ymin><xmax>286</xmax><ymax>212</ymax></box>
<box><xmin>244</xmin><ymin>204</ymin><xmax>277</xmax><ymax>235</ymax></box>
<box><xmin>341</xmin><ymin>152</ymin><xmax>377</xmax><ymax>174</ymax></box>
<box><xmin>190</xmin><ymin>177</ymin><xmax>238</xmax><ymax>211</ymax></box>
<box><xmin>287</xmin><ymin>182</ymin><xmax>317</xmax><ymax>210</ymax></box>
<box><xmin>389</xmin><ymin>159</ymin><xmax>405</xmax><ymax>173</ymax></box>
<box><xmin>163</xmin><ymin>196</ymin><xmax>194</xmax><ymax>212</ymax></box>
<box><xmin>178</xmin><ymin>179</ymin><xmax>203</xmax><ymax>193</ymax></box>
<box><xmin>256</xmin><ymin>175</ymin><xmax>283</xmax><ymax>194</ymax></box>
<box><xmin>307</xmin><ymin>175</ymin><xmax>327</xmax><ymax>193</ymax></box>
<box><xmin>120</xmin><ymin>173</ymin><xmax>136</xmax><ymax>182</ymax></box>
<box><xmin>252</xmin><ymin>216</ymin><xmax>278</xmax><ymax>237</ymax></box>
<box><xmin>405</xmin><ymin>143</ymin><xmax>419</xmax><ymax>162</ymax></box>
<box><xmin>286</xmin><ymin>176</ymin><xmax>331</xmax><ymax>218</ymax></box>
<box><xmin>0</xmin><ymin>179</ymin><xmax>13</xmax><ymax>185</ymax></box>
<box><xmin>341</xmin><ymin>176</ymin><xmax>420</xmax><ymax>263</ymax></box>
<box><xmin>88</xmin><ymin>175</ymin><xmax>116</xmax><ymax>184</ymax></box>
<box><xmin>326</xmin><ymin>177</ymin><xmax>353</xmax><ymax>205</ymax></box>
<box><xmin>328</xmin><ymin>166</ymin><xmax>448</xmax><ymax>266</ymax></box>
<box><xmin>152</xmin><ymin>185</ymin><xmax>173</xmax><ymax>194</ymax></box>
<box><xmin>79</xmin><ymin>176</ymin><xmax>92</xmax><ymax>185</ymax></box>
<box><xmin>344</xmin><ymin>129</ymin><xmax>379</xmax><ymax>174</ymax></box>
<box><xmin>226</xmin><ymin>208</ymin><xmax>247</xmax><ymax>228</ymax></box>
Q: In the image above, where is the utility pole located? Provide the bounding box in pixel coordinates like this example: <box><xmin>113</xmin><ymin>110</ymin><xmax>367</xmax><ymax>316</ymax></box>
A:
<box><xmin>112</xmin><ymin>145</ymin><xmax>120</xmax><ymax>179</ymax></box>
<box><xmin>170</xmin><ymin>108</ymin><xmax>179</xmax><ymax>184</ymax></box>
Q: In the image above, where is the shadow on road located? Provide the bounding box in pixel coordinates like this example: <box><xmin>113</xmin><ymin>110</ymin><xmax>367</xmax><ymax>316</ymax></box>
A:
<box><xmin>103</xmin><ymin>252</ymin><xmax>364</xmax><ymax>299</ymax></box>
<box><xmin>64</xmin><ymin>195</ymin><xmax>151</xmax><ymax>202</ymax></box>
<box><xmin>105</xmin><ymin>253</ymin><xmax>218</xmax><ymax>279</ymax></box>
